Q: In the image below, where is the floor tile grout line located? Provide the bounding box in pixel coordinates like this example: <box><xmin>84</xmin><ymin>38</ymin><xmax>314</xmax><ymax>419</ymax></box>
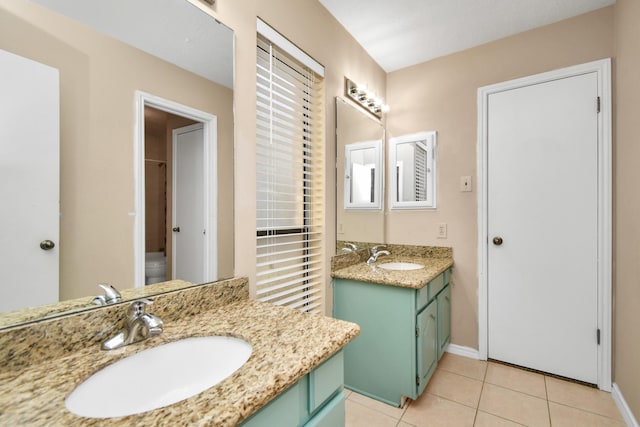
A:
<box><xmin>547</xmin><ymin>400</ymin><xmax>627</xmax><ymax>423</ymax></box>
<box><xmin>472</xmin><ymin>359</ymin><xmax>489</xmax><ymax>426</ymax></box>
<box><xmin>545</xmin><ymin>374</ymin><xmax>552</xmax><ymax>426</ymax></box>
<box><xmin>348</xmin><ymin>392</ymin><xmax>407</xmax><ymax>422</ymax></box>
<box><xmin>482</xmin><ymin>381</ymin><xmax>549</xmax><ymax>401</ymax></box>
<box><xmin>476</xmin><ymin>409</ymin><xmax>530</xmax><ymax>426</ymax></box>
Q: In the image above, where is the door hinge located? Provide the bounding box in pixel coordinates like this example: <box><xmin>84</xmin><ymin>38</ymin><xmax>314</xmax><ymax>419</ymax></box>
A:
<box><xmin>416</xmin><ymin>375</ymin><xmax>420</xmax><ymax>386</ymax></box>
<box><xmin>597</xmin><ymin>328</ymin><xmax>601</xmax><ymax>345</ymax></box>
<box><xmin>597</xmin><ymin>96</ymin><xmax>601</xmax><ymax>113</ymax></box>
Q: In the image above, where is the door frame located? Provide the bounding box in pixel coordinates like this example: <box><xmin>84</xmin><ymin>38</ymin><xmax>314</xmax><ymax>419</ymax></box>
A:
<box><xmin>133</xmin><ymin>91</ymin><xmax>218</xmax><ymax>288</ymax></box>
<box><xmin>476</xmin><ymin>59</ymin><xmax>612</xmax><ymax>390</ymax></box>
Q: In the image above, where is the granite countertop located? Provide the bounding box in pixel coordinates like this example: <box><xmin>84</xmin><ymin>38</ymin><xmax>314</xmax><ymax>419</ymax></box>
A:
<box><xmin>0</xmin><ymin>299</ymin><xmax>360</xmax><ymax>426</ymax></box>
<box><xmin>331</xmin><ymin>256</ymin><xmax>453</xmax><ymax>289</ymax></box>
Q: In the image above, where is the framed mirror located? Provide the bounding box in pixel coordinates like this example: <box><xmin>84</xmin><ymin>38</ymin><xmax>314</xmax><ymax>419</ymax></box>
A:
<box><xmin>344</xmin><ymin>140</ymin><xmax>383</xmax><ymax>210</ymax></box>
<box><xmin>389</xmin><ymin>131</ymin><xmax>437</xmax><ymax>209</ymax></box>
<box><xmin>336</xmin><ymin>97</ymin><xmax>384</xmax><ymax>248</ymax></box>
<box><xmin>0</xmin><ymin>0</ymin><xmax>234</xmax><ymax>327</ymax></box>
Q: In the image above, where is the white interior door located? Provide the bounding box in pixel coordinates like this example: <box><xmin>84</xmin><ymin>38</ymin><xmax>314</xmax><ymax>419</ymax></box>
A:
<box><xmin>0</xmin><ymin>50</ymin><xmax>59</xmax><ymax>312</ymax></box>
<box><xmin>487</xmin><ymin>72</ymin><xmax>599</xmax><ymax>383</ymax></box>
<box><xmin>172</xmin><ymin>123</ymin><xmax>205</xmax><ymax>283</ymax></box>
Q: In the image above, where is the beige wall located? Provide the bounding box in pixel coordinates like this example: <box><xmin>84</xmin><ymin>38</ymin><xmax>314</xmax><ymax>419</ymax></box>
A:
<box><xmin>613</xmin><ymin>0</ymin><xmax>640</xmax><ymax>418</ymax></box>
<box><xmin>385</xmin><ymin>8</ymin><xmax>614</xmax><ymax>350</ymax></box>
<box><xmin>209</xmin><ymin>0</ymin><xmax>387</xmax><ymax>305</ymax></box>
<box><xmin>0</xmin><ymin>0</ymin><xmax>233</xmax><ymax>300</ymax></box>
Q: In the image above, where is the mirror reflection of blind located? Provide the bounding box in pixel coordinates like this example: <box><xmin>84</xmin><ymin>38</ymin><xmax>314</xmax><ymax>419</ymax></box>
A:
<box><xmin>255</xmin><ymin>23</ymin><xmax>325</xmax><ymax>314</ymax></box>
<box><xmin>414</xmin><ymin>142</ymin><xmax>428</xmax><ymax>201</ymax></box>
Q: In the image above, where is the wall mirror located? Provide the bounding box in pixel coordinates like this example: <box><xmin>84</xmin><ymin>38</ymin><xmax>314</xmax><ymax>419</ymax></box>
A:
<box><xmin>389</xmin><ymin>131</ymin><xmax>437</xmax><ymax>209</ymax></box>
<box><xmin>344</xmin><ymin>140</ymin><xmax>383</xmax><ymax>210</ymax></box>
<box><xmin>336</xmin><ymin>97</ymin><xmax>384</xmax><ymax>250</ymax></box>
<box><xmin>0</xmin><ymin>0</ymin><xmax>234</xmax><ymax>328</ymax></box>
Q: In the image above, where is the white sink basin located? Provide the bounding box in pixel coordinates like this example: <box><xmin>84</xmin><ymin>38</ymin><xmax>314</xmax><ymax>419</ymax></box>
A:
<box><xmin>65</xmin><ymin>336</ymin><xmax>252</xmax><ymax>419</ymax></box>
<box><xmin>378</xmin><ymin>262</ymin><xmax>424</xmax><ymax>271</ymax></box>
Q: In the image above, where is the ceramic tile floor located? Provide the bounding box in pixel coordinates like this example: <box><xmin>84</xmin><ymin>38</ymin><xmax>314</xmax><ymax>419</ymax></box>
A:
<box><xmin>344</xmin><ymin>353</ymin><xmax>625</xmax><ymax>427</ymax></box>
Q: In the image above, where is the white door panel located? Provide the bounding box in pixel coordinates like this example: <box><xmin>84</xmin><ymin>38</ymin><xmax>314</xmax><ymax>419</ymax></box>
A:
<box><xmin>0</xmin><ymin>50</ymin><xmax>59</xmax><ymax>312</ymax></box>
<box><xmin>487</xmin><ymin>73</ymin><xmax>599</xmax><ymax>383</ymax></box>
<box><xmin>172</xmin><ymin>123</ymin><xmax>205</xmax><ymax>283</ymax></box>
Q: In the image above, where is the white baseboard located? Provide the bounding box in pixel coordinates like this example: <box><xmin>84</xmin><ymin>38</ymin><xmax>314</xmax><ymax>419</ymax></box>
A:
<box><xmin>445</xmin><ymin>343</ymin><xmax>482</xmax><ymax>360</ymax></box>
<box><xmin>612</xmin><ymin>383</ymin><xmax>639</xmax><ymax>427</ymax></box>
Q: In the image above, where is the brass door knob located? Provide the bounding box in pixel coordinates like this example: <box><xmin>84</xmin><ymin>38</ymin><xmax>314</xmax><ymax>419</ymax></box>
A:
<box><xmin>492</xmin><ymin>237</ymin><xmax>503</xmax><ymax>246</ymax></box>
<box><xmin>40</xmin><ymin>240</ymin><xmax>55</xmax><ymax>250</ymax></box>
<box><xmin>172</xmin><ymin>227</ymin><xmax>181</xmax><ymax>232</ymax></box>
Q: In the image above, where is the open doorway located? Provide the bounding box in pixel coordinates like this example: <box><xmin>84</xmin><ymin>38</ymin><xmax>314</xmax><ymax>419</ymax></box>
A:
<box><xmin>143</xmin><ymin>106</ymin><xmax>196</xmax><ymax>284</ymax></box>
<box><xmin>134</xmin><ymin>91</ymin><xmax>218</xmax><ymax>288</ymax></box>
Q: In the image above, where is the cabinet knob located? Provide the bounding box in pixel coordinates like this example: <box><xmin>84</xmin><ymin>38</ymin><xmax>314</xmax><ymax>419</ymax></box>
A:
<box><xmin>492</xmin><ymin>236</ymin><xmax>503</xmax><ymax>246</ymax></box>
<box><xmin>172</xmin><ymin>227</ymin><xmax>181</xmax><ymax>233</ymax></box>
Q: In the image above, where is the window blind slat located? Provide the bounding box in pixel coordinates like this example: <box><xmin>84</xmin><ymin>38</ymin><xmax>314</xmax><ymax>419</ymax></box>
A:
<box><xmin>256</xmin><ymin>30</ymin><xmax>324</xmax><ymax>314</ymax></box>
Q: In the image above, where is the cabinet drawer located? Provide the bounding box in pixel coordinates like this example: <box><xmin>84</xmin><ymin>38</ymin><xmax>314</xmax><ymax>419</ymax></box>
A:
<box><xmin>429</xmin><ymin>272</ymin><xmax>445</xmax><ymax>300</ymax></box>
<box><xmin>443</xmin><ymin>268</ymin><xmax>451</xmax><ymax>286</ymax></box>
<box><xmin>304</xmin><ymin>392</ymin><xmax>345</xmax><ymax>427</ymax></box>
<box><xmin>416</xmin><ymin>272</ymin><xmax>444</xmax><ymax>310</ymax></box>
<box><xmin>309</xmin><ymin>351</ymin><xmax>344</xmax><ymax>413</ymax></box>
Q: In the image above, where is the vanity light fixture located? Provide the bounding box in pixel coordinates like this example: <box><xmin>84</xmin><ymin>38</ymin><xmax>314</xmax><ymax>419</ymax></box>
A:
<box><xmin>345</xmin><ymin>77</ymin><xmax>389</xmax><ymax>119</ymax></box>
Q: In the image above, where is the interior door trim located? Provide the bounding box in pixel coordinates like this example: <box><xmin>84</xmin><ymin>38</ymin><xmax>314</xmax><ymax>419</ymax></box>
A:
<box><xmin>476</xmin><ymin>58</ymin><xmax>612</xmax><ymax>390</ymax></box>
<box><xmin>133</xmin><ymin>91</ymin><xmax>218</xmax><ymax>288</ymax></box>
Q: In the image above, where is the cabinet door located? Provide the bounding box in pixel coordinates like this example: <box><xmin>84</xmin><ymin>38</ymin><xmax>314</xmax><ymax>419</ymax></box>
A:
<box><xmin>416</xmin><ymin>301</ymin><xmax>438</xmax><ymax>396</ymax></box>
<box><xmin>437</xmin><ymin>285</ymin><xmax>451</xmax><ymax>360</ymax></box>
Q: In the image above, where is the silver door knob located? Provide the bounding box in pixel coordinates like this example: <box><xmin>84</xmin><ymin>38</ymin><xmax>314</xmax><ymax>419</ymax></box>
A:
<box><xmin>40</xmin><ymin>240</ymin><xmax>55</xmax><ymax>250</ymax></box>
<box><xmin>172</xmin><ymin>227</ymin><xmax>181</xmax><ymax>232</ymax></box>
<box><xmin>492</xmin><ymin>237</ymin><xmax>503</xmax><ymax>246</ymax></box>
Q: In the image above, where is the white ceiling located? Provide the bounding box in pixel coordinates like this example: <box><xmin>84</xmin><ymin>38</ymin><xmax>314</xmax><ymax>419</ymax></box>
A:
<box><xmin>319</xmin><ymin>0</ymin><xmax>615</xmax><ymax>72</ymax></box>
<box><xmin>30</xmin><ymin>0</ymin><xmax>234</xmax><ymax>88</ymax></box>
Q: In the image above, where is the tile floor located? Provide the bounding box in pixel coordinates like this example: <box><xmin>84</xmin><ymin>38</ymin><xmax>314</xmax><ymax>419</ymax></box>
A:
<box><xmin>344</xmin><ymin>353</ymin><xmax>624</xmax><ymax>427</ymax></box>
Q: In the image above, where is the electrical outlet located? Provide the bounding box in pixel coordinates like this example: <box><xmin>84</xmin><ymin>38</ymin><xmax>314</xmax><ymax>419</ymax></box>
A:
<box><xmin>460</xmin><ymin>176</ymin><xmax>472</xmax><ymax>192</ymax></box>
<box><xmin>437</xmin><ymin>223</ymin><xmax>447</xmax><ymax>239</ymax></box>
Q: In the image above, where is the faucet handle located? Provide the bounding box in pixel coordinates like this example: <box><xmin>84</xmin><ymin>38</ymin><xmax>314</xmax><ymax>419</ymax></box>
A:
<box><xmin>127</xmin><ymin>298</ymin><xmax>153</xmax><ymax>319</ymax></box>
<box><xmin>371</xmin><ymin>245</ymin><xmax>386</xmax><ymax>254</ymax></box>
<box><xmin>92</xmin><ymin>283</ymin><xmax>122</xmax><ymax>305</ymax></box>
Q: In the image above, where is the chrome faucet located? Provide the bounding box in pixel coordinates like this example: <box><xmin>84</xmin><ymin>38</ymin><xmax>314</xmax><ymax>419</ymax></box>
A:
<box><xmin>92</xmin><ymin>283</ymin><xmax>122</xmax><ymax>306</ymax></box>
<box><xmin>341</xmin><ymin>242</ymin><xmax>358</xmax><ymax>253</ymax></box>
<box><xmin>101</xmin><ymin>298</ymin><xmax>163</xmax><ymax>351</ymax></box>
<box><xmin>367</xmin><ymin>245</ymin><xmax>391</xmax><ymax>264</ymax></box>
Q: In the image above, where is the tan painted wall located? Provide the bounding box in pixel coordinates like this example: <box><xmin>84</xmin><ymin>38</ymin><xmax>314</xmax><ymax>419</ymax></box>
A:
<box><xmin>613</xmin><ymin>0</ymin><xmax>640</xmax><ymax>418</ymax></box>
<box><xmin>0</xmin><ymin>0</ymin><xmax>233</xmax><ymax>300</ymax></box>
<box><xmin>385</xmin><ymin>7</ymin><xmax>614</xmax><ymax>350</ymax></box>
<box><xmin>208</xmin><ymin>0</ymin><xmax>387</xmax><ymax>306</ymax></box>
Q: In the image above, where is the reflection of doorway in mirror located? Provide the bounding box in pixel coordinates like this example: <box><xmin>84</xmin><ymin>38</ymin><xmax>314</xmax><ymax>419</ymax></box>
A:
<box><xmin>135</xmin><ymin>93</ymin><xmax>218</xmax><ymax>288</ymax></box>
<box><xmin>144</xmin><ymin>107</ymin><xmax>197</xmax><ymax>285</ymax></box>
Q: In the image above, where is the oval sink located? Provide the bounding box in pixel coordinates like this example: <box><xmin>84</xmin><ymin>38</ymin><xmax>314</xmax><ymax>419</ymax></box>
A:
<box><xmin>378</xmin><ymin>262</ymin><xmax>424</xmax><ymax>271</ymax></box>
<box><xmin>65</xmin><ymin>336</ymin><xmax>252</xmax><ymax>419</ymax></box>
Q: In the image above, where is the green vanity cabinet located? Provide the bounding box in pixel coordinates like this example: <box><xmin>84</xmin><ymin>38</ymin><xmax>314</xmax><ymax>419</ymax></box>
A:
<box><xmin>333</xmin><ymin>269</ymin><xmax>451</xmax><ymax>407</ymax></box>
<box><xmin>240</xmin><ymin>351</ymin><xmax>345</xmax><ymax>427</ymax></box>
<box><xmin>437</xmin><ymin>283</ymin><xmax>451</xmax><ymax>360</ymax></box>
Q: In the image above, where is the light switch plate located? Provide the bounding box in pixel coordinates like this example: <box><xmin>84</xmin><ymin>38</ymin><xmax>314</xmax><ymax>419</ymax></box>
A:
<box><xmin>437</xmin><ymin>223</ymin><xmax>447</xmax><ymax>239</ymax></box>
<box><xmin>460</xmin><ymin>176</ymin><xmax>472</xmax><ymax>192</ymax></box>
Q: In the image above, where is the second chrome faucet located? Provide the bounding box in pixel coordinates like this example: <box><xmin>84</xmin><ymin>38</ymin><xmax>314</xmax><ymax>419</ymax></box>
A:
<box><xmin>367</xmin><ymin>245</ymin><xmax>391</xmax><ymax>264</ymax></box>
<box><xmin>102</xmin><ymin>298</ymin><xmax>163</xmax><ymax>351</ymax></box>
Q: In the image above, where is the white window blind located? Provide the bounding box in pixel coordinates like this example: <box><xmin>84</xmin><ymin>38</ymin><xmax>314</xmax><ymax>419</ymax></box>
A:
<box><xmin>256</xmin><ymin>24</ymin><xmax>325</xmax><ymax>314</ymax></box>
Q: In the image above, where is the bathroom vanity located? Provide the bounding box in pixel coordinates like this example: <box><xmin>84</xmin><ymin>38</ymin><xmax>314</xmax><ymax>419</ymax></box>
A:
<box><xmin>0</xmin><ymin>278</ymin><xmax>359</xmax><ymax>426</ymax></box>
<box><xmin>332</xmin><ymin>250</ymin><xmax>453</xmax><ymax>407</ymax></box>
